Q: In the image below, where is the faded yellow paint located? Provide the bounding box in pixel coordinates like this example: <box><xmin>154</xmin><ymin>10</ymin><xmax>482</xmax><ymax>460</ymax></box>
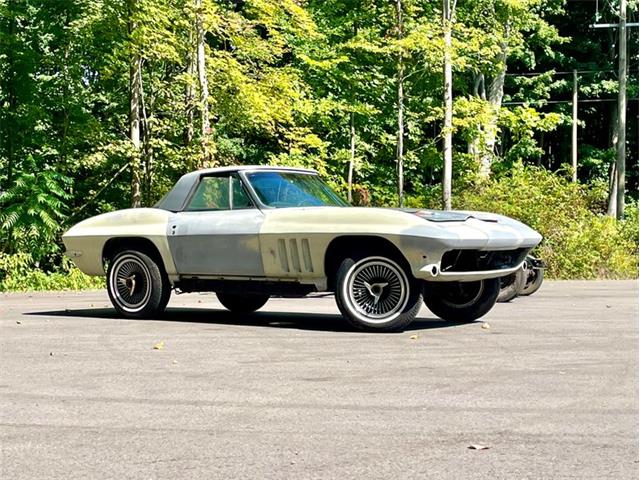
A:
<box><xmin>62</xmin><ymin>208</ymin><xmax>177</xmax><ymax>277</ymax></box>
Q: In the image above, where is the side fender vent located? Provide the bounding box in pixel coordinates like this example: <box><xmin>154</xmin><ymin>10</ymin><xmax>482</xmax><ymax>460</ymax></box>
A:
<box><xmin>301</xmin><ymin>239</ymin><xmax>314</xmax><ymax>272</ymax></box>
<box><xmin>277</xmin><ymin>238</ymin><xmax>314</xmax><ymax>274</ymax></box>
<box><xmin>289</xmin><ymin>239</ymin><xmax>302</xmax><ymax>273</ymax></box>
<box><xmin>277</xmin><ymin>239</ymin><xmax>290</xmax><ymax>272</ymax></box>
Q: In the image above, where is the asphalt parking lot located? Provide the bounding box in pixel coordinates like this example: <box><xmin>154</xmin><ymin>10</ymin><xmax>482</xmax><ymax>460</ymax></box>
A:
<box><xmin>1</xmin><ymin>280</ymin><xmax>638</xmax><ymax>479</ymax></box>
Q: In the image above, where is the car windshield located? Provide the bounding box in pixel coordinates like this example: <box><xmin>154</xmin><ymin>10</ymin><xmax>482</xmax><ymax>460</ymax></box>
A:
<box><xmin>246</xmin><ymin>171</ymin><xmax>348</xmax><ymax>208</ymax></box>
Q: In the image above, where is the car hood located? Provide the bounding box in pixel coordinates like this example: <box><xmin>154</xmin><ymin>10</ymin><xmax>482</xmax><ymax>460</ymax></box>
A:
<box><xmin>399</xmin><ymin>208</ymin><xmax>496</xmax><ymax>223</ymax></box>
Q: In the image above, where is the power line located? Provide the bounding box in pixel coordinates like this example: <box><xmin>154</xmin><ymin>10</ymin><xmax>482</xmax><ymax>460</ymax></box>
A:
<box><xmin>591</xmin><ymin>22</ymin><xmax>639</xmax><ymax>28</ymax></box>
<box><xmin>503</xmin><ymin>98</ymin><xmax>639</xmax><ymax>105</ymax></box>
<box><xmin>506</xmin><ymin>69</ymin><xmax>639</xmax><ymax>76</ymax></box>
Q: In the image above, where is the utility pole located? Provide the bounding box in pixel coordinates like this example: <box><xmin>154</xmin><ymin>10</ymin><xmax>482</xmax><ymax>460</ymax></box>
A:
<box><xmin>442</xmin><ymin>0</ymin><xmax>453</xmax><ymax>210</ymax></box>
<box><xmin>571</xmin><ymin>70</ymin><xmax>578</xmax><ymax>182</ymax></box>
<box><xmin>591</xmin><ymin>0</ymin><xmax>634</xmax><ymax>219</ymax></box>
<box><xmin>615</xmin><ymin>0</ymin><xmax>626</xmax><ymax>219</ymax></box>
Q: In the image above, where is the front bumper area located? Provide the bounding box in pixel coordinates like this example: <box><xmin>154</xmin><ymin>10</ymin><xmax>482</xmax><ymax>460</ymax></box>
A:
<box><xmin>416</xmin><ymin>260</ymin><xmax>526</xmax><ymax>282</ymax></box>
<box><xmin>403</xmin><ymin>214</ymin><xmax>541</xmax><ymax>283</ymax></box>
<box><xmin>413</xmin><ymin>247</ymin><xmax>531</xmax><ymax>282</ymax></box>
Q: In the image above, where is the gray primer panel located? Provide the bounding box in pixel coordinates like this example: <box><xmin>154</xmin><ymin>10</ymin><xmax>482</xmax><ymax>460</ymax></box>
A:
<box><xmin>168</xmin><ymin>209</ymin><xmax>265</xmax><ymax>276</ymax></box>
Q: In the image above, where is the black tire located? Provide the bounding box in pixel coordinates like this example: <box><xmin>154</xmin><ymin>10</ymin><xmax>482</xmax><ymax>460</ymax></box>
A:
<box><xmin>107</xmin><ymin>249</ymin><xmax>170</xmax><ymax>319</ymax></box>
<box><xmin>159</xmin><ymin>280</ymin><xmax>172</xmax><ymax>311</ymax></box>
<box><xmin>519</xmin><ymin>267</ymin><xmax>544</xmax><ymax>296</ymax></box>
<box><xmin>497</xmin><ymin>268</ymin><xmax>526</xmax><ymax>303</ymax></box>
<box><xmin>216</xmin><ymin>293</ymin><xmax>269</xmax><ymax>313</ymax></box>
<box><xmin>423</xmin><ymin>278</ymin><xmax>500</xmax><ymax>322</ymax></box>
<box><xmin>335</xmin><ymin>255</ymin><xmax>422</xmax><ymax>332</ymax></box>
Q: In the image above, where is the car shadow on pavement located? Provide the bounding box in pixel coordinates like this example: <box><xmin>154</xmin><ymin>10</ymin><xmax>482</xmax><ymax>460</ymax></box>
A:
<box><xmin>26</xmin><ymin>307</ymin><xmax>472</xmax><ymax>333</ymax></box>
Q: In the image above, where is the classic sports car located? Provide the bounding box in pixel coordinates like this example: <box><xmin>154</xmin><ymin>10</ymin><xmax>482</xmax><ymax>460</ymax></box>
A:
<box><xmin>63</xmin><ymin>166</ymin><xmax>542</xmax><ymax>332</ymax></box>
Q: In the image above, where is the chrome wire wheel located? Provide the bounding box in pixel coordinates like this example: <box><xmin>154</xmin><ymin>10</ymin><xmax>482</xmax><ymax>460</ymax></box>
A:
<box><xmin>109</xmin><ymin>254</ymin><xmax>152</xmax><ymax>313</ymax></box>
<box><xmin>344</xmin><ymin>257</ymin><xmax>409</xmax><ymax>324</ymax></box>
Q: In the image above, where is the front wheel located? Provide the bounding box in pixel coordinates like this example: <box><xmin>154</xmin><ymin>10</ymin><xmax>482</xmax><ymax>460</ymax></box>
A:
<box><xmin>216</xmin><ymin>293</ymin><xmax>269</xmax><ymax>313</ymax></box>
<box><xmin>423</xmin><ymin>278</ymin><xmax>500</xmax><ymax>322</ymax></box>
<box><xmin>335</xmin><ymin>256</ymin><xmax>422</xmax><ymax>332</ymax></box>
<box><xmin>107</xmin><ymin>250</ymin><xmax>170</xmax><ymax>319</ymax></box>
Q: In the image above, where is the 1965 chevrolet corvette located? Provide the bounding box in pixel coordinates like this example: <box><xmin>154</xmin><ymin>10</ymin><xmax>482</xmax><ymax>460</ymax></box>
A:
<box><xmin>63</xmin><ymin>166</ymin><xmax>542</xmax><ymax>331</ymax></box>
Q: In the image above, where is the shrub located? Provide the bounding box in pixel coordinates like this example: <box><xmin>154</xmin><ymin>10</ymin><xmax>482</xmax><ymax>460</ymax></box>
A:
<box><xmin>0</xmin><ymin>161</ymin><xmax>72</xmax><ymax>265</ymax></box>
<box><xmin>0</xmin><ymin>253</ymin><xmax>104</xmax><ymax>292</ymax></box>
<box><xmin>451</xmin><ymin>165</ymin><xmax>638</xmax><ymax>279</ymax></box>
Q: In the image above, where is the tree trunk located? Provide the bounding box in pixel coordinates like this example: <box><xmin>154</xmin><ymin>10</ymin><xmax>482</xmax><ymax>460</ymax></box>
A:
<box><xmin>442</xmin><ymin>0</ymin><xmax>453</xmax><ymax>210</ymax></box>
<box><xmin>128</xmin><ymin>0</ymin><xmax>142</xmax><ymax>208</ymax></box>
<box><xmin>571</xmin><ymin>69</ymin><xmax>578</xmax><ymax>182</ymax></box>
<box><xmin>139</xmin><ymin>66</ymin><xmax>153</xmax><ymax>205</ymax></box>
<box><xmin>607</xmin><ymin>103</ymin><xmax>618</xmax><ymax>217</ymax></box>
<box><xmin>607</xmin><ymin>162</ymin><xmax>618</xmax><ymax>217</ymax></box>
<box><xmin>615</xmin><ymin>0</ymin><xmax>627</xmax><ymax>220</ymax></box>
<box><xmin>467</xmin><ymin>73</ymin><xmax>485</xmax><ymax>159</ymax></box>
<box><xmin>347</xmin><ymin>22</ymin><xmax>358</xmax><ymax>204</ymax></box>
<box><xmin>60</xmin><ymin>9</ymin><xmax>71</xmax><ymax>169</ymax></box>
<box><xmin>4</xmin><ymin>1</ymin><xmax>17</xmax><ymax>189</ymax></box>
<box><xmin>195</xmin><ymin>0</ymin><xmax>210</xmax><ymax>167</ymax></box>
<box><xmin>347</xmin><ymin>112</ymin><xmax>356</xmax><ymax>203</ymax></box>
<box><xmin>184</xmin><ymin>28</ymin><xmax>196</xmax><ymax>148</ymax></box>
<box><xmin>479</xmin><ymin>41</ymin><xmax>507</xmax><ymax>179</ymax></box>
<box><xmin>6</xmin><ymin>87</ymin><xmax>15</xmax><ymax>188</ymax></box>
<box><xmin>396</xmin><ymin>0</ymin><xmax>404</xmax><ymax>208</ymax></box>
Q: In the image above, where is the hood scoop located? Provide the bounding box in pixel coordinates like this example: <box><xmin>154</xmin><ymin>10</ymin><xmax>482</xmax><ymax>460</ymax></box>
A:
<box><xmin>402</xmin><ymin>209</ymin><xmax>497</xmax><ymax>223</ymax></box>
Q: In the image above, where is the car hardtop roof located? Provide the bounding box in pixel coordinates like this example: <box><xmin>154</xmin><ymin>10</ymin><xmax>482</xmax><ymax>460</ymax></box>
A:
<box><xmin>154</xmin><ymin>165</ymin><xmax>318</xmax><ymax>211</ymax></box>
<box><xmin>197</xmin><ymin>165</ymin><xmax>317</xmax><ymax>175</ymax></box>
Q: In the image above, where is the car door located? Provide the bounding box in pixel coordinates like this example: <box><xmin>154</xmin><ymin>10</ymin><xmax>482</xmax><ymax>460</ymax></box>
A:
<box><xmin>167</xmin><ymin>173</ymin><xmax>265</xmax><ymax>276</ymax></box>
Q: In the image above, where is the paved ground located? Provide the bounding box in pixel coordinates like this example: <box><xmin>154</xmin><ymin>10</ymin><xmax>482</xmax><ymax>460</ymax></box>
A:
<box><xmin>0</xmin><ymin>281</ymin><xmax>637</xmax><ymax>480</ymax></box>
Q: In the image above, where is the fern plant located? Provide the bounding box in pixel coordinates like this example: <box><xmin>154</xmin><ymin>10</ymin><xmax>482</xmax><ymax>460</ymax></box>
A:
<box><xmin>0</xmin><ymin>158</ymin><xmax>72</xmax><ymax>264</ymax></box>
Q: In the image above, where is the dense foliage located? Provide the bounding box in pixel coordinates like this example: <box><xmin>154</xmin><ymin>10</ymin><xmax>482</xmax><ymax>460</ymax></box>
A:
<box><xmin>0</xmin><ymin>0</ymin><xmax>637</xmax><ymax>290</ymax></box>
<box><xmin>452</xmin><ymin>166</ymin><xmax>638</xmax><ymax>279</ymax></box>
<box><xmin>0</xmin><ymin>253</ymin><xmax>103</xmax><ymax>291</ymax></box>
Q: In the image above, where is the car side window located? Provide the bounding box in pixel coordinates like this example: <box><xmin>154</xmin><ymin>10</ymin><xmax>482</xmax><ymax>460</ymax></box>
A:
<box><xmin>231</xmin><ymin>176</ymin><xmax>253</xmax><ymax>209</ymax></box>
<box><xmin>186</xmin><ymin>175</ymin><xmax>254</xmax><ymax>211</ymax></box>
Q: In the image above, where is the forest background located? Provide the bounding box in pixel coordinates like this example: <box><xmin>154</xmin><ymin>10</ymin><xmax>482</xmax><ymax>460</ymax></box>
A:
<box><xmin>0</xmin><ymin>0</ymin><xmax>638</xmax><ymax>291</ymax></box>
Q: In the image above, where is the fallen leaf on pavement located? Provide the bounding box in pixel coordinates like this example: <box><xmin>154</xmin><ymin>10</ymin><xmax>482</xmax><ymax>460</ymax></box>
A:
<box><xmin>409</xmin><ymin>334</ymin><xmax>419</xmax><ymax>340</ymax></box>
<box><xmin>152</xmin><ymin>341</ymin><xmax>165</xmax><ymax>350</ymax></box>
<box><xmin>468</xmin><ymin>444</ymin><xmax>489</xmax><ymax>450</ymax></box>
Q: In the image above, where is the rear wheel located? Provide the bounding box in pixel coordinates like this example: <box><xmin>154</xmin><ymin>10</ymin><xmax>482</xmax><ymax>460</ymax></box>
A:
<box><xmin>497</xmin><ymin>268</ymin><xmax>526</xmax><ymax>303</ymax></box>
<box><xmin>216</xmin><ymin>293</ymin><xmax>269</xmax><ymax>313</ymax></box>
<box><xmin>520</xmin><ymin>266</ymin><xmax>544</xmax><ymax>296</ymax></box>
<box><xmin>423</xmin><ymin>278</ymin><xmax>500</xmax><ymax>322</ymax></box>
<box><xmin>107</xmin><ymin>250</ymin><xmax>170</xmax><ymax>318</ymax></box>
<box><xmin>335</xmin><ymin>255</ymin><xmax>422</xmax><ymax>332</ymax></box>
